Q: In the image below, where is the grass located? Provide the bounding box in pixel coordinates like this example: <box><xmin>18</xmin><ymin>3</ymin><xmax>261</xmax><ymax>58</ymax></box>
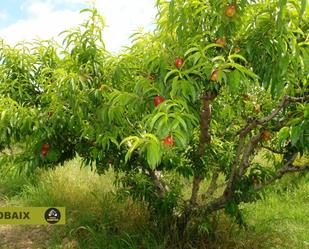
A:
<box><xmin>185</xmin><ymin>173</ymin><xmax>309</xmax><ymax>249</ymax></box>
<box><xmin>241</xmin><ymin>174</ymin><xmax>309</xmax><ymax>249</ymax></box>
<box><xmin>0</xmin><ymin>158</ymin><xmax>309</xmax><ymax>249</ymax></box>
<box><xmin>0</xmin><ymin>169</ymin><xmax>34</xmax><ymax>198</ymax></box>
<box><xmin>19</xmin><ymin>160</ymin><xmax>115</xmax><ymax>207</ymax></box>
<box><xmin>17</xmin><ymin>160</ymin><xmax>151</xmax><ymax>249</ymax></box>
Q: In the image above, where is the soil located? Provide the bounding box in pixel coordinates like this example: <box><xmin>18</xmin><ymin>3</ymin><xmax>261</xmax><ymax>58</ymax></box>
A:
<box><xmin>0</xmin><ymin>197</ymin><xmax>52</xmax><ymax>249</ymax></box>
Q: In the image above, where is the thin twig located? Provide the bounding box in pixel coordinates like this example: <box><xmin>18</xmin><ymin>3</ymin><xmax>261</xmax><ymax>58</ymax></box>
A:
<box><xmin>254</xmin><ymin>154</ymin><xmax>300</xmax><ymax>191</ymax></box>
<box><xmin>262</xmin><ymin>145</ymin><xmax>284</xmax><ymax>154</ymax></box>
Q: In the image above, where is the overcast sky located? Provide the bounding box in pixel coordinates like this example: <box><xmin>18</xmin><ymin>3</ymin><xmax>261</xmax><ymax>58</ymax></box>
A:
<box><xmin>0</xmin><ymin>0</ymin><xmax>157</xmax><ymax>52</ymax></box>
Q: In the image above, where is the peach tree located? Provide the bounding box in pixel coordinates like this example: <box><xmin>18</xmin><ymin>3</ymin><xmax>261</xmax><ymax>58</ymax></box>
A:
<box><xmin>0</xmin><ymin>0</ymin><xmax>308</xmax><ymax>236</ymax></box>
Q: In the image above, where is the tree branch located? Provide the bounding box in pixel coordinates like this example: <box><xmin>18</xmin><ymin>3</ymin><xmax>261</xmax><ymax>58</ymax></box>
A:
<box><xmin>254</xmin><ymin>154</ymin><xmax>301</xmax><ymax>191</ymax></box>
<box><xmin>257</xmin><ymin>95</ymin><xmax>307</xmax><ymax>123</ymax></box>
<box><xmin>236</xmin><ymin>95</ymin><xmax>308</xmax><ymax>137</ymax></box>
<box><xmin>205</xmin><ymin>170</ymin><xmax>220</xmax><ymax>197</ymax></box>
<box><xmin>189</xmin><ymin>95</ymin><xmax>309</xmax><ymax>216</ymax></box>
<box><xmin>261</xmin><ymin>145</ymin><xmax>284</xmax><ymax>154</ymax></box>
<box><xmin>203</xmin><ymin>195</ymin><xmax>227</xmax><ymax>213</ymax></box>
<box><xmin>148</xmin><ymin>170</ymin><xmax>170</xmax><ymax>197</ymax></box>
<box><xmin>198</xmin><ymin>91</ymin><xmax>218</xmax><ymax>154</ymax></box>
<box><xmin>226</xmin><ymin>95</ymin><xmax>308</xmax><ymax>196</ymax></box>
<box><xmin>202</xmin><ymin>156</ymin><xmax>309</xmax><ymax>214</ymax></box>
<box><xmin>225</xmin><ymin>129</ymin><xmax>247</xmax><ymax>196</ymax></box>
<box><xmin>190</xmin><ymin>91</ymin><xmax>217</xmax><ymax>205</ymax></box>
<box><xmin>238</xmin><ymin>132</ymin><xmax>262</xmax><ymax>176</ymax></box>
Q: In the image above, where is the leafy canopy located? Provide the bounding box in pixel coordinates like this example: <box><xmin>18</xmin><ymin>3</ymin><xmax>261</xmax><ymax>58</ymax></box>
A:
<box><xmin>0</xmin><ymin>0</ymin><xmax>308</xmax><ymax>230</ymax></box>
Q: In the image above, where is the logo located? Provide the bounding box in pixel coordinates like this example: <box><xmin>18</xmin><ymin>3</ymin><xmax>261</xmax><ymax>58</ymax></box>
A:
<box><xmin>0</xmin><ymin>207</ymin><xmax>65</xmax><ymax>225</ymax></box>
<box><xmin>0</xmin><ymin>211</ymin><xmax>30</xmax><ymax>219</ymax></box>
<box><xmin>44</xmin><ymin>208</ymin><xmax>61</xmax><ymax>224</ymax></box>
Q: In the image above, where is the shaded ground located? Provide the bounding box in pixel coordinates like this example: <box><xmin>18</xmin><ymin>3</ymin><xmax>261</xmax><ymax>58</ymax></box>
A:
<box><xmin>0</xmin><ymin>224</ymin><xmax>51</xmax><ymax>249</ymax></box>
<box><xmin>0</xmin><ymin>197</ymin><xmax>52</xmax><ymax>249</ymax></box>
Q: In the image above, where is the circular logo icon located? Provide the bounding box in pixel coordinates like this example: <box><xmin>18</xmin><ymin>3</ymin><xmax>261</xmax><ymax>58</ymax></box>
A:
<box><xmin>44</xmin><ymin>208</ymin><xmax>61</xmax><ymax>224</ymax></box>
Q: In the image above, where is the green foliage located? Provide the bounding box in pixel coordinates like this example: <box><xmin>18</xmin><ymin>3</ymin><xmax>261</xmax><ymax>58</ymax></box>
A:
<box><xmin>0</xmin><ymin>1</ymin><xmax>308</xmax><ymax>243</ymax></box>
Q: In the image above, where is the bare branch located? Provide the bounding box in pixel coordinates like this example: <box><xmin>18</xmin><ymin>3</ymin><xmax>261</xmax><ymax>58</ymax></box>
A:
<box><xmin>262</xmin><ymin>145</ymin><xmax>284</xmax><ymax>154</ymax></box>
<box><xmin>201</xmin><ymin>157</ymin><xmax>309</xmax><ymax>214</ymax></box>
<box><xmin>225</xmin><ymin>129</ymin><xmax>247</xmax><ymax>196</ymax></box>
<box><xmin>148</xmin><ymin>170</ymin><xmax>170</xmax><ymax>197</ymax></box>
<box><xmin>190</xmin><ymin>95</ymin><xmax>309</xmax><ymax>215</ymax></box>
<box><xmin>284</xmin><ymin>95</ymin><xmax>309</xmax><ymax>103</ymax></box>
<box><xmin>190</xmin><ymin>91</ymin><xmax>217</xmax><ymax>205</ymax></box>
<box><xmin>238</xmin><ymin>133</ymin><xmax>262</xmax><ymax>176</ymax></box>
<box><xmin>258</xmin><ymin>95</ymin><xmax>308</xmax><ymax>124</ymax></box>
<box><xmin>190</xmin><ymin>176</ymin><xmax>203</xmax><ymax>204</ymax></box>
<box><xmin>237</xmin><ymin>95</ymin><xmax>309</xmax><ymax>137</ymax></box>
<box><xmin>226</xmin><ymin>95</ymin><xmax>307</xmax><ymax>196</ymax></box>
<box><xmin>256</xmin><ymin>96</ymin><xmax>289</xmax><ymax>124</ymax></box>
<box><xmin>254</xmin><ymin>154</ymin><xmax>301</xmax><ymax>191</ymax></box>
<box><xmin>205</xmin><ymin>171</ymin><xmax>220</xmax><ymax>197</ymax></box>
<box><xmin>285</xmin><ymin>164</ymin><xmax>309</xmax><ymax>172</ymax></box>
<box><xmin>204</xmin><ymin>195</ymin><xmax>227</xmax><ymax>213</ymax></box>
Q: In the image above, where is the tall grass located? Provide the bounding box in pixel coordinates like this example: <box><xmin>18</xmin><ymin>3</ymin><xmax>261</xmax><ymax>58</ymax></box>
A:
<box><xmin>0</xmin><ymin>162</ymin><xmax>36</xmax><ymax>198</ymax></box>
<box><xmin>1</xmin><ymin>157</ymin><xmax>308</xmax><ymax>248</ymax></box>
<box><xmin>15</xmin><ymin>159</ymin><xmax>155</xmax><ymax>249</ymax></box>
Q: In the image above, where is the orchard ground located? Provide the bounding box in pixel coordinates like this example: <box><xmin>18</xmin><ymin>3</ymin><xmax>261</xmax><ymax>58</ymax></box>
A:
<box><xmin>0</xmin><ymin>157</ymin><xmax>308</xmax><ymax>249</ymax></box>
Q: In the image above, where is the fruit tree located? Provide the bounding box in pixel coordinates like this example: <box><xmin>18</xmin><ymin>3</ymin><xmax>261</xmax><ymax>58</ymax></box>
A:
<box><xmin>0</xmin><ymin>0</ymin><xmax>308</xmax><ymax>237</ymax></box>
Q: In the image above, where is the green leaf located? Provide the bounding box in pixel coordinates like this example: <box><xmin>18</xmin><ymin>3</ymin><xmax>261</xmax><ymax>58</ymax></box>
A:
<box><xmin>120</xmin><ymin>136</ymin><xmax>141</xmax><ymax>162</ymax></box>
<box><xmin>169</xmin><ymin>118</ymin><xmax>179</xmax><ymax>130</ymax></box>
<box><xmin>184</xmin><ymin>47</ymin><xmax>199</xmax><ymax>57</ymax></box>
<box><xmin>226</xmin><ymin>62</ymin><xmax>259</xmax><ymax>80</ymax></box>
<box><xmin>146</xmin><ymin>140</ymin><xmax>161</xmax><ymax>170</ymax></box>
<box><xmin>278</xmin><ymin>127</ymin><xmax>289</xmax><ymax>146</ymax></box>
<box><xmin>299</xmin><ymin>0</ymin><xmax>307</xmax><ymax>23</ymax></box>
<box><xmin>304</xmin><ymin>104</ymin><xmax>309</xmax><ymax>119</ymax></box>
<box><xmin>300</xmin><ymin>47</ymin><xmax>309</xmax><ymax>73</ymax></box>
<box><xmin>228</xmin><ymin>54</ymin><xmax>247</xmax><ymax>63</ymax></box>
<box><xmin>290</xmin><ymin>126</ymin><xmax>301</xmax><ymax>146</ymax></box>
<box><xmin>143</xmin><ymin>133</ymin><xmax>160</xmax><ymax>142</ymax></box>
<box><xmin>175</xmin><ymin>115</ymin><xmax>188</xmax><ymax>132</ymax></box>
<box><xmin>173</xmin><ymin>130</ymin><xmax>187</xmax><ymax>148</ymax></box>
<box><xmin>203</xmin><ymin>43</ymin><xmax>222</xmax><ymax>53</ymax></box>
<box><xmin>211</xmin><ymin>56</ymin><xmax>225</xmax><ymax>63</ymax></box>
<box><xmin>277</xmin><ymin>0</ymin><xmax>287</xmax><ymax>32</ymax></box>
<box><xmin>20</xmin><ymin>116</ymin><xmax>33</xmax><ymax>133</ymax></box>
<box><xmin>170</xmin><ymin>76</ymin><xmax>180</xmax><ymax>97</ymax></box>
<box><xmin>228</xmin><ymin>70</ymin><xmax>241</xmax><ymax>94</ymax></box>
<box><xmin>45</xmin><ymin>149</ymin><xmax>60</xmax><ymax>162</ymax></box>
<box><xmin>164</xmin><ymin>70</ymin><xmax>178</xmax><ymax>84</ymax></box>
<box><xmin>0</xmin><ymin>110</ymin><xmax>7</xmax><ymax>121</ymax></box>
<box><xmin>148</xmin><ymin>112</ymin><xmax>166</xmax><ymax>130</ymax></box>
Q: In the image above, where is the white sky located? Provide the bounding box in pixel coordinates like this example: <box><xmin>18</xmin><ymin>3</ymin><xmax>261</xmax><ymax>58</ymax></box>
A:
<box><xmin>0</xmin><ymin>0</ymin><xmax>157</xmax><ymax>52</ymax></box>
